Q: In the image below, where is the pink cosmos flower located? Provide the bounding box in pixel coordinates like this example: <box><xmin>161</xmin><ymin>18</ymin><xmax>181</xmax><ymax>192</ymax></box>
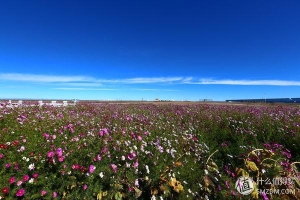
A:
<box><xmin>19</xmin><ymin>146</ymin><xmax>25</xmax><ymax>152</ymax></box>
<box><xmin>5</xmin><ymin>163</ymin><xmax>11</xmax><ymax>168</ymax></box>
<box><xmin>56</xmin><ymin>148</ymin><xmax>63</xmax><ymax>157</ymax></box>
<box><xmin>53</xmin><ymin>191</ymin><xmax>57</xmax><ymax>198</ymax></box>
<box><xmin>33</xmin><ymin>173</ymin><xmax>39</xmax><ymax>179</ymax></box>
<box><xmin>83</xmin><ymin>184</ymin><xmax>88</xmax><ymax>190</ymax></box>
<box><xmin>261</xmin><ymin>192</ymin><xmax>269</xmax><ymax>200</ymax></box>
<box><xmin>133</xmin><ymin>159</ymin><xmax>139</xmax><ymax>169</ymax></box>
<box><xmin>43</xmin><ymin>133</ymin><xmax>49</xmax><ymax>138</ymax></box>
<box><xmin>99</xmin><ymin>130</ymin><xmax>104</xmax><ymax>137</ymax></box>
<box><xmin>72</xmin><ymin>164</ymin><xmax>80</xmax><ymax>170</ymax></box>
<box><xmin>9</xmin><ymin>176</ymin><xmax>16</xmax><ymax>184</ymax></box>
<box><xmin>137</xmin><ymin>135</ymin><xmax>143</xmax><ymax>141</ymax></box>
<box><xmin>111</xmin><ymin>164</ymin><xmax>117</xmax><ymax>173</ymax></box>
<box><xmin>89</xmin><ymin>165</ymin><xmax>96</xmax><ymax>173</ymax></box>
<box><xmin>103</xmin><ymin>128</ymin><xmax>108</xmax><ymax>135</ymax></box>
<box><xmin>41</xmin><ymin>190</ymin><xmax>47</xmax><ymax>196</ymax></box>
<box><xmin>47</xmin><ymin>151</ymin><xmax>55</xmax><ymax>158</ymax></box>
<box><xmin>127</xmin><ymin>152</ymin><xmax>136</xmax><ymax>160</ymax></box>
<box><xmin>14</xmin><ymin>163</ymin><xmax>19</xmax><ymax>170</ymax></box>
<box><xmin>17</xmin><ymin>180</ymin><xmax>23</xmax><ymax>186</ymax></box>
<box><xmin>102</xmin><ymin>147</ymin><xmax>108</xmax><ymax>154</ymax></box>
<box><xmin>58</xmin><ymin>156</ymin><xmax>65</xmax><ymax>162</ymax></box>
<box><xmin>16</xmin><ymin>188</ymin><xmax>25</xmax><ymax>197</ymax></box>
<box><xmin>22</xmin><ymin>175</ymin><xmax>30</xmax><ymax>182</ymax></box>
<box><xmin>0</xmin><ymin>153</ymin><xmax>4</xmax><ymax>159</ymax></box>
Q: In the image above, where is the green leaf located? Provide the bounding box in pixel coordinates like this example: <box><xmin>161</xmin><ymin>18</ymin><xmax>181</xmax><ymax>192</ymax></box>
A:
<box><xmin>114</xmin><ymin>192</ymin><xmax>122</xmax><ymax>200</ymax></box>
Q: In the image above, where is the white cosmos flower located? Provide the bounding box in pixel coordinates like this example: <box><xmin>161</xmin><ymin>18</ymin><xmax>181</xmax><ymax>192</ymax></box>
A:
<box><xmin>28</xmin><ymin>163</ymin><xmax>35</xmax><ymax>170</ymax></box>
<box><xmin>99</xmin><ymin>172</ymin><xmax>104</xmax><ymax>178</ymax></box>
<box><xmin>151</xmin><ymin>195</ymin><xmax>156</xmax><ymax>200</ymax></box>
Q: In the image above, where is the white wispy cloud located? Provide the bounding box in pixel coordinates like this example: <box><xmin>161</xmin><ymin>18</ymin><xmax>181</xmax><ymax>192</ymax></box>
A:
<box><xmin>53</xmin><ymin>88</ymin><xmax>117</xmax><ymax>91</ymax></box>
<box><xmin>58</xmin><ymin>83</ymin><xmax>103</xmax><ymax>87</ymax></box>
<box><xmin>0</xmin><ymin>73</ymin><xmax>186</xmax><ymax>84</ymax></box>
<box><xmin>131</xmin><ymin>88</ymin><xmax>180</xmax><ymax>91</ymax></box>
<box><xmin>96</xmin><ymin>77</ymin><xmax>185</xmax><ymax>84</ymax></box>
<box><xmin>0</xmin><ymin>73</ymin><xmax>94</xmax><ymax>82</ymax></box>
<box><xmin>1</xmin><ymin>73</ymin><xmax>300</xmax><ymax>86</ymax></box>
<box><xmin>196</xmin><ymin>79</ymin><xmax>300</xmax><ymax>86</ymax></box>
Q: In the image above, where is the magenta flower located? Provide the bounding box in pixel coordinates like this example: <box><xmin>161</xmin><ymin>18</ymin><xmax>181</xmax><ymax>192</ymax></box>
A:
<box><xmin>83</xmin><ymin>184</ymin><xmax>88</xmax><ymax>190</ymax></box>
<box><xmin>53</xmin><ymin>191</ymin><xmax>57</xmax><ymax>198</ymax></box>
<box><xmin>89</xmin><ymin>165</ymin><xmax>96</xmax><ymax>173</ymax></box>
<box><xmin>111</xmin><ymin>164</ymin><xmax>117</xmax><ymax>173</ymax></box>
<box><xmin>9</xmin><ymin>176</ymin><xmax>16</xmax><ymax>184</ymax></box>
<box><xmin>0</xmin><ymin>153</ymin><xmax>4</xmax><ymax>159</ymax></box>
<box><xmin>133</xmin><ymin>159</ymin><xmax>139</xmax><ymax>169</ymax></box>
<box><xmin>2</xmin><ymin>186</ymin><xmax>9</xmax><ymax>195</ymax></box>
<box><xmin>97</xmin><ymin>154</ymin><xmax>102</xmax><ymax>161</ymax></box>
<box><xmin>225</xmin><ymin>181</ymin><xmax>230</xmax><ymax>189</ymax></box>
<box><xmin>102</xmin><ymin>147</ymin><xmax>108</xmax><ymax>154</ymax></box>
<box><xmin>72</xmin><ymin>164</ymin><xmax>80</xmax><ymax>170</ymax></box>
<box><xmin>16</xmin><ymin>188</ymin><xmax>25</xmax><ymax>197</ymax></box>
<box><xmin>56</xmin><ymin>148</ymin><xmax>63</xmax><ymax>157</ymax></box>
<box><xmin>261</xmin><ymin>192</ymin><xmax>269</xmax><ymax>200</ymax></box>
<box><xmin>14</xmin><ymin>163</ymin><xmax>19</xmax><ymax>170</ymax></box>
<box><xmin>127</xmin><ymin>152</ymin><xmax>136</xmax><ymax>160</ymax></box>
<box><xmin>5</xmin><ymin>163</ymin><xmax>11</xmax><ymax>168</ymax></box>
<box><xmin>33</xmin><ymin>173</ymin><xmax>39</xmax><ymax>179</ymax></box>
<box><xmin>103</xmin><ymin>128</ymin><xmax>108</xmax><ymax>135</ymax></box>
<box><xmin>58</xmin><ymin>156</ymin><xmax>65</xmax><ymax>162</ymax></box>
<box><xmin>41</xmin><ymin>190</ymin><xmax>47</xmax><ymax>196</ymax></box>
<box><xmin>218</xmin><ymin>185</ymin><xmax>222</xmax><ymax>190</ymax></box>
<box><xmin>43</xmin><ymin>133</ymin><xmax>49</xmax><ymax>138</ymax></box>
<box><xmin>22</xmin><ymin>175</ymin><xmax>30</xmax><ymax>182</ymax></box>
<box><xmin>47</xmin><ymin>151</ymin><xmax>55</xmax><ymax>158</ymax></box>
<box><xmin>99</xmin><ymin>130</ymin><xmax>104</xmax><ymax>137</ymax></box>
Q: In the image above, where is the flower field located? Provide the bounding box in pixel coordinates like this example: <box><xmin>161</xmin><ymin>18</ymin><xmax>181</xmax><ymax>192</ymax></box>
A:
<box><xmin>1</xmin><ymin>102</ymin><xmax>300</xmax><ymax>199</ymax></box>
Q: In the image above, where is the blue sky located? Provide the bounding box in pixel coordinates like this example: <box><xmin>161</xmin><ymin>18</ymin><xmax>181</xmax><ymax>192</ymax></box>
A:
<box><xmin>1</xmin><ymin>0</ymin><xmax>300</xmax><ymax>101</ymax></box>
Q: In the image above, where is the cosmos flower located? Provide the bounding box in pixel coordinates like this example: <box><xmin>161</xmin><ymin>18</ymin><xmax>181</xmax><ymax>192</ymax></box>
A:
<box><xmin>28</xmin><ymin>163</ymin><xmax>35</xmax><ymax>170</ymax></box>
<box><xmin>9</xmin><ymin>177</ymin><xmax>16</xmax><ymax>184</ymax></box>
<box><xmin>111</xmin><ymin>164</ymin><xmax>117</xmax><ymax>173</ymax></box>
<box><xmin>1</xmin><ymin>187</ymin><xmax>9</xmax><ymax>195</ymax></box>
<box><xmin>16</xmin><ymin>188</ymin><xmax>25</xmax><ymax>197</ymax></box>
<box><xmin>41</xmin><ymin>190</ymin><xmax>47</xmax><ymax>196</ymax></box>
<box><xmin>22</xmin><ymin>175</ymin><xmax>30</xmax><ymax>182</ymax></box>
<box><xmin>89</xmin><ymin>165</ymin><xmax>96</xmax><ymax>173</ymax></box>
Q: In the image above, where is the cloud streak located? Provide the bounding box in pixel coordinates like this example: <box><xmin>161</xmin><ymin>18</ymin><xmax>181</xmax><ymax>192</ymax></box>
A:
<box><xmin>1</xmin><ymin>73</ymin><xmax>300</xmax><ymax>86</ymax></box>
<box><xmin>53</xmin><ymin>88</ymin><xmax>117</xmax><ymax>91</ymax></box>
<box><xmin>195</xmin><ymin>79</ymin><xmax>300</xmax><ymax>86</ymax></box>
<box><xmin>0</xmin><ymin>73</ymin><xmax>94</xmax><ymax>82</ymax></box>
